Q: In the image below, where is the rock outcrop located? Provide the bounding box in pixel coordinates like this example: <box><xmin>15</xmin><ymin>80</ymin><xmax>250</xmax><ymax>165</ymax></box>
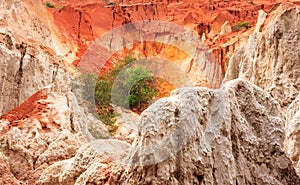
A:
<box><xmin>285</xmin><ymin>94</ymin><xmax>300</xmax><ymax>176</ymax></box>
<box><xmin>43</xmin><ymin>0</ymin><xmax>293</xmax><ymax>78</ymax></box>
<box><xmin>1</xmin><ymin>1</ymin><xmax>300</xmax><ymax>184</ymax></box>
<box><xmin>0</xmin><ymin>0</ymin><xmax>69</xmax><ymax>115</ymax></box>
<box><xmin>223</xmin><ymin>2</ymin><xmax>300</xmax><ymax>179</ymax></box>
<box><xmin>224</xmin><ymin>3</ymin><xmax>300</xmax><ymax>110</ymax></box>
<box><xmin>0</xmin><ymin>153</ymin><xmax>23</xmax><ymax>185</ymax></box>
<box><xmin>0</xmin><ymin>84</ymin><xmax>111</xmax><ymax>184</ymax></box>
<box><xmin>39</xmin><ymin>79</ymin><xmax>300</xmax><ymax>185</ymax></box>
<box><xmin>0</xmin><ymin>1</ymin><xmax>109</xmax><ymax>184</ymax></box>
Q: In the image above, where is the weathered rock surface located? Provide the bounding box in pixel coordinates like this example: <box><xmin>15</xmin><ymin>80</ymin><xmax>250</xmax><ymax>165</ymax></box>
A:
<box><xmin>0</xmin><ymin>0</ymin><xmax>67</xmax><ymax>115</ymax></box>
<box><xmin>38</xmin><ymin>140</ymin><xmax>130</xmax><ymax>185</ymax></box>
<box><xmin>0</xmin><ymin>1</ymin><xmax>110</xmax><ymax>184</ymax></box>
<box><xmin>113</xmin><ymin>106</ymin><xmax>139</xmax><ymax>144</ymax></box>
<box><xmin>223</xmin><ymin>3</ymin><xmax>300</xmax><ymax>179</ymax></box>
<box><xmin>284</xmin><ymin>93</ymin><xmax>300</xmax><ymax>176</ymax></box>
<box><xmin>224</xmin><ymin>3</ymin><xmax>300</xmax><ymax>110</ymax></box>
<box><xmin>0</xmin><ymin>85</ymin><xmax>106</xmax><ymax>184</ymax></box>
<box><xmin>1</xmin><ymin>1</ymin><xmax>300</xmax><ymax>184</ymax></box>
<box><xmin>39</xmin><ymin>79</ymin><xmax>300</xmax><ymax>185</ymax></box>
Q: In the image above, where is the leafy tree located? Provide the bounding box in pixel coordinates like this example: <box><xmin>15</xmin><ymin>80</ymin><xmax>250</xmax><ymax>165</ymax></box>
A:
<box><xmin>77</xmin><ymin>55</ymin><xmax>158</xmax><ymax>134</ymax></box>
<box><xmin>123</xmin><ymin>66</ymin><xmax>157</xmax><ymax>109</ymax></box>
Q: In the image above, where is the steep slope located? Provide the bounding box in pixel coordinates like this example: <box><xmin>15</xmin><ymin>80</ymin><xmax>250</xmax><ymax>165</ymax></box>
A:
<box><xmin>1</xmin><ymin>1</ymin><xmax>299</xmax><ymax>184</ymax></box>
<box><xmin>224</xmin><ymin>3</ymin><xmax>300</xmax><ymax>110</ymax></box>
<box><xmin>0</xmin><ymin>1</ymin><xmax>109</xmax><ymax>184</ymax></box>
<box><xmin>38</xmin><ymin>3</ymin><xmax>300</xmax><ymax>185</ymax></box>
<box><xmin>223</xmin><ymin>2</ymin><xmax>300</xmax><ymax>178</ymax></box>
<box><xmin>39</xmin><ymin>79</ymin><xmax>300</xmax><ymax>185</ymax></box>
<box><xmin>285</xmin><ymin>94</ymin><xmax>300</xmax><ymax>176</ymax></box>
<box><xmin>41</xmin><ymin>0</ymin><xmax>298</xmax><ymax>79</ymax></box>
<box><xmin>0</xmin><ymin>0</ymin><xmax>69</xmax><ymax>115</ymax></box>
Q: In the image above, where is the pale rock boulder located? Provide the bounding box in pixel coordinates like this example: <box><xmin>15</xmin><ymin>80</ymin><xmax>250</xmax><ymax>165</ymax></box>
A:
<box><xmin>0</xmin><ymin>89</ymin><xmax>82</xmax><ymax>184</ymax></box>
<box><xmin>219</xmin><ymin>21</ymin><xmax>232</xmax><ymax>36</ymax></box>
<box><xmin>120</xmin><ymin>79</ymin><xmax>299</xmax><ymax>185</ymax></box>
<box><xmin>39</xmin><ymin>140</ymin><xmax>130</xmax><ymax>185</ymax></box>
<box><xmin>224</xmin><ymin>3</ymin><xmax>300</xmax><ymax>109</ymax></box>
<box><xmin>254</xmin><ymin>10</ymin><xmax>268</xmax><ymax>33</ymax></box>
<box><xmin>0</xmin><ymin>0</ymin><xmax>54</xmax><ymax>49</ymax></box>
<box><xmin>0</xmin><ymin>0</ymin><xmax>72</xmax><ymax>115</ymax></box>
<box><xmin>0</xmin><ymin>85</ymin><xmax>110</xmax><ymax>184</ymax></box>
<box><xmin>39</xmin><ymin>79</ymin><xmax>300</xmax><ymax>184</ymax></box>
<box><xmin>0</xmin><ymin>1</ymin><xmax>111</xmax><ymax>183</ymax></box>
<box><xmin>113</xmin><ymin>106</ymin><xmax>139</xmax><ymax>144</ymax></box>
<box><xmin>284</xmin><ymin>93</ymin><xmax>300</xmax><ymax>176</ymax></box>
<box><xmin>0</xmin><ymin>30</ymin><xmax>69</xmax><ymax>115</ymax></box>
<box><xmin>223</xmin><ymin>3</ymin><xmax>300</xmax><ymax>176</ymax></box>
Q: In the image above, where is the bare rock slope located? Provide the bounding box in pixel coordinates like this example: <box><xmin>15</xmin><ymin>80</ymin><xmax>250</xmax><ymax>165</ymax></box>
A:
<box><xmin>0</xmin><ymin>1</ymin><xmax>300</xmax><ymax>185</ymax></box>
<box><xmin>223</xmin><ymin>3</ymin><xmax>300</xmax><ymax>176</ymax></box>
<box><xmin>224</xmin><ymin>3</ymin><xmax>300</xmax><ymax>110</ymax></box>
<box><xmin>0</xmin><ymin>1</ymin><xmax>109</xmax><ymax>184</ymax></box>
<box><xmin>39</xmin><ymin>79</ymin><xmax>300</xmax><ymax>185</ymax></box>
<box><xmin>39</xmin><ymin>3</ymin><xmax>300</xmax><ymax>185</ymax></box>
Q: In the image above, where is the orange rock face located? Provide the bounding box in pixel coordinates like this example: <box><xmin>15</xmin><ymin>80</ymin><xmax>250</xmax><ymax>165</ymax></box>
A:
<box><xmin>37</xmin><ymin>0</ymin><xmax>299</xmax><ymax>88</ymax></box>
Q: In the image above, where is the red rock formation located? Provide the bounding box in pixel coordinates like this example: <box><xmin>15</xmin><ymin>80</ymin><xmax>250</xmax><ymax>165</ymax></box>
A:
<box><xmin>34</xmin><ymin>0</ymin><xmax>299</xmax><ymax>88</ymax></box>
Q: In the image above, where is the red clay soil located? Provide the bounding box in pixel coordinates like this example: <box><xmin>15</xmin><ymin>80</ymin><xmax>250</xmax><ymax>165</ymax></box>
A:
<box><xmin>0</xmin><ymin>90</ymin><xmax>50</xmax><ymax>134</ymax></box>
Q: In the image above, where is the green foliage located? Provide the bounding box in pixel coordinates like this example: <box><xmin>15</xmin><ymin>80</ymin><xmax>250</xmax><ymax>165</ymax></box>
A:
<box><xmin>93</xmin><ymin>56</ymin><xmax>158</xmax><ymax>134</ymax></box>
<box><xmin>95</xmin><ymin>55</ymin><xmax>135</xmax><ymax>106</ymax></box>
<box><xmin>123</xmin><ymin>66</ymin><xmax>157</xmax><ymax>109</ymax></box>
<box><xmin>94</xmin><ymin>56</ymin><xmax>140</xmax><ymax>134</ymax></box>
<box><xmin>76</xmin><ymin>55</ymin><xmax>158</xmax><ymax>135</ymax></box>
<box><xmin>232</xmin><ymin>21</ymin><xmax>250</xmax><ymax>32</ymax></box>
<box><xmin>95</xmin><ymin>76</ymin><xmax>112</xmax><ymax>106</ymax></box>
<box><xmin>45</xmin><ymin>2</ymin><xmax>55</xmax><ymax>8</ymax></box>
<box><xmin>237</xmin><ymin>21</ymin><xmax>250</xmax><ymax>28</ymax></box>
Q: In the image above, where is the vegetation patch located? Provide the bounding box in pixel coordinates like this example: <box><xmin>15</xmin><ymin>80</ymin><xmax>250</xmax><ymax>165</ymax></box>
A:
<box><xmin>45</xmin><ymin>2</ymin><xmax>55</xmax><ymax>9</ymax></box>
<box><xmin>95</xmin><ymin>56</ymin><xmax>158</xmax><ymax>134</ymax></box>
<box><xmin>77</xmin><ymin>56</ymin><xmax>174</xmax><ymax>135</ymax></box>
<box><xmin>232</xmin><ymin>21</ymin><xmax>250</xmax><ymax>32</ymax></box>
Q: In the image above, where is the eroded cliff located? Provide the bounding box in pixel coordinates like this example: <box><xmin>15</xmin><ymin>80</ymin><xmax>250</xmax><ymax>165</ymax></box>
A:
<box><xmin>0</xmin><ymin>1</ymin><xmax>300</xmax><ymax>185</ymax></box>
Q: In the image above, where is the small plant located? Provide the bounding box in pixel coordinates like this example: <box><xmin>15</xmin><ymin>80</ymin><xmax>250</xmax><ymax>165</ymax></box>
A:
<box><xmin>232</xmin><ymin>21</ymin><xmax>250</xmax><ymax>32</ymax></box>
<box><xmin>93</xmin><ymin>56</ymin><xmax>136</xmax><ymax>134</ymax></box>
<box><xmin>45</xmin><ymin>2</ymin><xmax>55</xmax><ymax>8</ymax></box>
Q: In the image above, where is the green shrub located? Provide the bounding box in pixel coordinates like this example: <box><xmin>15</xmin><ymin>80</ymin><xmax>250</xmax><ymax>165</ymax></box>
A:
<box><xmin>95</xmin><ymin>55</ymin><xmax>135</xmax><ymax>106</ymax></box>
<box><xmin>45</xmin><ymin>2</ymin><xmax>55</xmax><ymax>8</ymax></box>
<box><xmin>237</xmin><ymin>21</ymin><xmax>250</xmax><ymax>28</ymax></box>
<box><xmin>232</xmin><ymin>21</ymin><xmax>250</xmax><ymax>32</ymax></box>
<box><xmin>123</xmin><ymin>66</ymin><xmax>157</xmax><ymax>109</ymax></box>
<box><xmin>79</xmin><ymin>55</ymin><xmax>158</xmax><ymax>135</ymax></box>
<box><xmin>94</xmin><ymin>56</ymin><xmax>158</xmax><ymax>134</ymax></box>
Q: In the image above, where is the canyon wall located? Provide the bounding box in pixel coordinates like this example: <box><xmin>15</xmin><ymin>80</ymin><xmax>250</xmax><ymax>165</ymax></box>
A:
<box><xmin>41</xmin><ymin>0</ymin><xmax>286</xmax><ymax>81</ymax></box>
<box><xmin>224</xmin><ymin>3</ymin><xmax>300</xmax><ymax>110</ymax></box>
<box><xmin>37</xmin><ymin>3</ymin><xmax>300</xmax><ymax>185</ymax></box>
<box><xmin>0</xmin><ymin>1</ymin><xmax>109</xmax><ymax>184</ymax></box>
<box><xmin>0</xmin><ymin>1</ymin><xmax>300</xmax><ymax>185</ymax></box>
